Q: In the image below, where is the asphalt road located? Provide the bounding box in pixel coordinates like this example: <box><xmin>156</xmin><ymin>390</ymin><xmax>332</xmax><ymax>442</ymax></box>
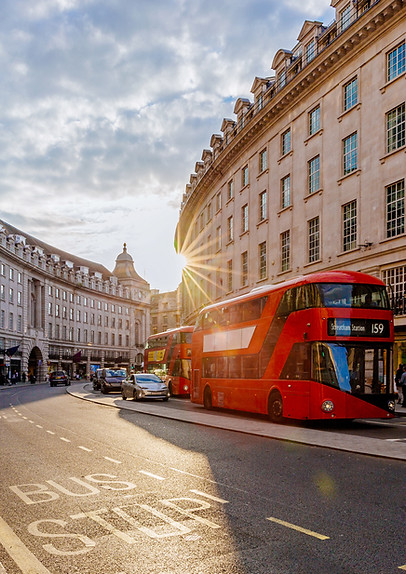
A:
<box><xmin>0</xmin><ymin>383</ymin><xmax>405</xmax><ymax>574</ymax></box>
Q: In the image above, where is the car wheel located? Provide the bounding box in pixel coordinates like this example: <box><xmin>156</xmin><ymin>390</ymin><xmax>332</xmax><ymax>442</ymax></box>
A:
<box><xmin>203</xmin><ymin>386</ymin><xmax>212</xmax><ymax>410</ymax></box>
<box><xmin>163</xmin><ymin>396</ymin><xmax>169</xmax><ymax>402</ymax></box>
<box><xmin>122</xmin><ymin>391</ymin><xmax>127</xmax><ymax>400</ymax></box>
<box><xmin>268</xmin><ymin>391</ymin><xmax>284</xmax><ymax>423</ymax></box>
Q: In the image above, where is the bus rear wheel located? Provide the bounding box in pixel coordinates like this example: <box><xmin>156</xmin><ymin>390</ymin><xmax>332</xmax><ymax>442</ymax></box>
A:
<box><xmin>268</xmin><ymin>392</ymin><xmax>284</xmax><ymax>423</ymax></box>
<box><xmin>203</xmin><ymin>386</ymin><xmax>212</xmax><ymax>410</ymax></box>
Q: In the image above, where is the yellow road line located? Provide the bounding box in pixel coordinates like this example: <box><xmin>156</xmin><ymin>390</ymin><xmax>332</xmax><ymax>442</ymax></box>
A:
<box><xmin>267</xmin><ymin>516</ymin><xmax>330</xmax><ymax>540</ymax></box>
<box><xmin>398</xmin><ymin>565</ymin><xmax>406</xmax><ymax>570</ymax></box>
<box><xmin>0</xmin><ymin>514</ymin><xmax>51</xmax><ymax>574</ymax></box>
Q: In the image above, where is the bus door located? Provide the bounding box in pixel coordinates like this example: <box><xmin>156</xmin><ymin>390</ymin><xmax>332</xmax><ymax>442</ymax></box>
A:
<box><xmin>192</xmin><ymin>369</ymin><xmax>200</xmax><ymax>401</ymax></box>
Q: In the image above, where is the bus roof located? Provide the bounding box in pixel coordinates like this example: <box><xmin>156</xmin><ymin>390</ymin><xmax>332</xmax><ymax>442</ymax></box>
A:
<box><xmin>148</xmin><ymin>325</ymin><xmax>194</xmax><ymax>339</ymax></box>
<box><xmin>197</xmin><ymin>270</ymin><xmax>386</xmax><ymax>315</ymax></box>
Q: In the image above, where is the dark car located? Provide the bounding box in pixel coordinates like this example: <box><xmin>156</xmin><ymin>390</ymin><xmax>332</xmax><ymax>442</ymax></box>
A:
<box><xmin>121</xmin><ymin>373</ymin><xmax>170</xmax><ymax>401</ymax></box>
<box><xmin>93</xmin><ymin>368</ymin><xmax>126</xmax><ymax>394</ymax></box>
<box><xmin>49</xmin><ymin>370</ymin><xmax>70</xmax><ymax>387</ymax></box>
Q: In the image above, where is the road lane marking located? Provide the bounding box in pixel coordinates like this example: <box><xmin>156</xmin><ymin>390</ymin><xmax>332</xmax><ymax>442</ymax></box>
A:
<box><xmin>36</xmin><ymin>425</ymin><xmax>43</xmax><ymax>429</ymax></box>
<box><xmin>399</xmin><ymin>565</ymin><xmax>406</xmax><ymax>570</ymax></box>
<box><xmin>139</xmin><ymin>470</ymin><xmax>165</xmax><ymax>481</ymax></box>
<box><xmin>104</xmin><ymin>457</ymin><xmax>122</xmax><ymax>464</ymax></box>
<box><xmin>46</xmin><ymin>430</ymin><xmax>55</xmax><ymax>435</ymax></box>
<box><xmin>189</xmin><ymin>490</ymin><xmax>229</xmax><ymax>503</ymax></box>
<box><xmin>267</xmin><ymin>517</ymin><xmax>329</xmax><ymax>540</ymax></box>
<box><xmin>78</xmin><ymin>446</ymin><xmax>92</xmax><ymax>452</ymax></box>
<box><xmin>60</xmin><ymin>437</ymin><xmax>71</xmax><ymax>443</ymax></box>
<box><xmin>0</xmin><ymin>514</ymin><xmax>51</xmax><ymax>574</ymax></box>
<box><xmin>28</xmin><ymin>420</ymin><xmax>34</xmax><ymax>423</ymax></box>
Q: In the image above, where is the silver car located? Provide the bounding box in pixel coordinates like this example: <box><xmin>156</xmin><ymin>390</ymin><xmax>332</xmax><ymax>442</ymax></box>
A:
<box><xmin>121</xmin><ymin>373</ymin><xmax>170</xmax><ymax>401</ymax></box>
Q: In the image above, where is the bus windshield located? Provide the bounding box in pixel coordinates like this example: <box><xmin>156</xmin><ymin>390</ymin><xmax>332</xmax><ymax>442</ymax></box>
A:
<box><xmin>317</xmin><ymin>283</ymin><xmax>390</xmax><ymax>309</ymax></box>
<box><xmin>312</xmin><ymin>342</ymin><xmax>391</xmax><ymax>395</ymax></box>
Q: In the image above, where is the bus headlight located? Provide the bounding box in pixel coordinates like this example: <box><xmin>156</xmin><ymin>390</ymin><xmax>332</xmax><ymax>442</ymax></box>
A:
<box><xmin>321</xmin><ymin>400</ymin><xmax>334</xmax><ymax>413</ymax></box>
<box><xmin>183</xmin><ymin>385</ymin><xmax>189</xmax><ymax>392</ymax></box>
<box><xmin>387</xmin><ymin>400</ymin><xmax>395</xmax><ymax>412</ymax></box>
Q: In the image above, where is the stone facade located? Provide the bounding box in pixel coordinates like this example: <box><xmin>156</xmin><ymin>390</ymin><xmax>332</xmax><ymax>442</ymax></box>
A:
<box><xmin>150</xmin><ymin>288</ymin><xmax>181</xmax><ymax>334</ymax></box>
<box><xmin>0</xmin><ymin>220</ymin><xmax>150</xmax><ymax>382</ymax></box>
<box><xmin>176</xmin><ymin>0</ymin><xmax>406</xmax><ymax>365</ymax></box>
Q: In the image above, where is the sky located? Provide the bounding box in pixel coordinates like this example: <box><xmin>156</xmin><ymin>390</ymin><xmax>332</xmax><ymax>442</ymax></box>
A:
<box><xmin>0</xmin><ymin>0</ymin><xmax>333</xmax><ymax>292</ymax></box>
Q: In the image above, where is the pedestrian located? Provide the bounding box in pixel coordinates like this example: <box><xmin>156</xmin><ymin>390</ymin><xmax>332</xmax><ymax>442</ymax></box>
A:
<box><xmin>399</xmin><ymin>366</ymin><xmax>406</xmax><ymax>408</ymax></box>
<box><xmin>395</xmin><ymin>363</ymin><xmax>403</xmax><ymax>404</ymax></box>
<box><xmin>22</xmin><ymin>371</ymin><xmax>26</xmax><ymax>383</ymax></box>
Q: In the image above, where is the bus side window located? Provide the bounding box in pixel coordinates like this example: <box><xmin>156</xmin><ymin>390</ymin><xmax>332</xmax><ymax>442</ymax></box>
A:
<box><xmin>242</xmin><ymin>355</ymin><xmax>259</xmax><ymax>378</ymax></box>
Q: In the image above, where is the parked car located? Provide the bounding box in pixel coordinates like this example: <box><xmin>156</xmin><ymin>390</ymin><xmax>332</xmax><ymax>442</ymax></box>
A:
<box><xmin>121</xmin><ymin>373</ymin><xmax>170</xmax><ymax>401</ymax></box>
<box><xmin>93</xmin><ymin>368</ymin><xmax>126</xmax><ymax>394</ymax></box>
<box><xmin>49</xmin><ymin>370</ymin><xmax>70</xmax><ymax>387</ymax></box>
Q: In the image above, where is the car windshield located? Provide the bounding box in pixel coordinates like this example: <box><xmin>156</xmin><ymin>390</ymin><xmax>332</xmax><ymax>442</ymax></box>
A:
<box><xmin>105</xmin><ymin>369</ymin><xmax>126</xmax><ymax>378</ymax></box>
<box><xmin>135</xmin><ymin>375</ymin><xmax>162</xmax><ymax>384</ymax></box>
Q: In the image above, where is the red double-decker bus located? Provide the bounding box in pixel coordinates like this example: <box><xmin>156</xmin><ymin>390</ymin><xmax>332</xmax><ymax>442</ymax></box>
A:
<box><xmin>191</xmin><ymin>270</ymin><xmax>396</xmax><ymax>421</ymax></box>
<box><xmin>144</xmin><ymin>326</ymin><xmax>193</xmax><ymax>396</ymax></box>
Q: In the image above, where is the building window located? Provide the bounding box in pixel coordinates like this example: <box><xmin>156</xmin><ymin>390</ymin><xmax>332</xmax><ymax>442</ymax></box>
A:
<box><xmin>227</xmin><ymin>260</ymin><xmax>233</xmax><ymax>292</ymax></box>
<box><xmin>279</xmin><ymin>69</ymin><xmax>286</xmax><ymax>88</ymax></box>
<box><xmin>387</xmin><ymin>42</ymin><xmax>405</xmax><ymax>82</ymax></box>
<box><xmin>9</xmin><ymin>313</ymin><xmax>13</xmax><ymax>330</ymax></box>
<box><xmin>227</xmin><ymin>216</ymin><xmax>234</xmax><ymax>243</ymax></box>
<box><xmin>227</xmin><ymin>180</ymin><xmax>234</xmax><ymax>201</ymax></box>
<box><xmin>309</xmin><ymin>106</ymin><xmax>320</xmax><ymax>136</ymax></box>
<box><xmin>306</xmin><ymin>39</ymin><xmax>315</xmax><ymax>64</ymax></box>
<box><xmin>281</xmin><ymin>230</ymin><xmax>290</xmax><ymax>272</ymax></box>
<box><xmin>9</xmin><ymin>268</ymin><xmax>14</xmax><ymax>281</ymax></box>
<box><xmin>242</xmin><ymin>165</ymin><xmax>249</xmax><ymax>187</ymax></box>
<box><xmin>343</xmin><ymin>132</ymin><xmax>357</xmax><ymax>175</ymax></box>
<box><xmin>17</xmin><ymin>315</ymin><xmax>22</xmax><ymax>332</ymax></box>
<box><xmin>216</xmin><ymin>191</ymin><xmax>222</xmax><ymax>212</ymax></box>
<box><xmin>343</xmin><ymin>200</ymin><xmax>357</xmax><ymax>251</ymax></box>
<box><xmin>339</xmin><ymin>4</ymin><xmax>351</xmax><ymax>32</ymax></box>
<box><xmin>257</xmin><ymin>94</ymin><xmax>263</xmax><ymax>111</ymax></box>
<box><xmin>308</xmin><ymin>156</ymin><xmax>320</xmax><ymax>194</ymax></box>
<box><xmin>282</xmin><ymin>128</ymin><xmax>291</xmax><ymax>155</ymax></box>
<box><xmin>17</xmin><ymin>291</ymin><xmax>22</xmax><ymax>305</ymax></box>
<box><xmin>386</xmin><ymin>103</ymin><xmax>405</xmax><ymax>153</ymax></box>
<box><xmin>9</xmin><ymin>288</ymin><xmax>14</xmax><ymax>303</ymax></box>
<box><xmin>386</xmin><ymin>180</ymin><xmax>405</xmax><ymax>238</ymax></box>
<box><xmin>1</xmin><ymin>264</ymin><xmax>5</xmax><ymax>276</ymax></box>
<box><xmin>344</xmin><ymin>77</ymin><xmax>357</xmax><ymax>111</ymax></box>
<box><xmin>0</xmin><ymin>310</ymin><xmax>4</xmax><ymax>328</ymax></box>
<box><xmin>241</xmin><ymin>204</ymin><xmax>249</xmax><ymax>234</ymax></box>
<box><xmin>207</xmin><ymin>202</ymin><xmax>212</xmax><ymax>221</ymax></box>
<box><xmin>382</xmin><ymin>265</ymin><xmax>406</xmax><ymax>303</ymax></box>
<box><xmin>259</xmin><ymin>149</ymin><xmax>267</xmax><ymax>172</ymax></box>
<box><xmin>259</xmin><ymin>190</ymin><xmax>267</xmax><ymax>222</ymax></box>
<box><xmin>241</xmin><ymin>251</ymin><xmax>248</xmax><ymax>287</ymax></box>
<box><xmin>259</xmin><ymin>242</ymin><xmax>267</xmax><ymax>280</ymax></box>
<box><xmin>216</xmin><ymin>226</ymin><xmax>221</xmax><ymax>251</ymax></box>
<box><xmin>308</xmin><ymin>217</ymin><xmax>320</xmax><ymax>263</ymax></box>
<box><xmin>281</xmin><ymin>175</ymin><xmax>291</xmax><ymax>209</ymax></box>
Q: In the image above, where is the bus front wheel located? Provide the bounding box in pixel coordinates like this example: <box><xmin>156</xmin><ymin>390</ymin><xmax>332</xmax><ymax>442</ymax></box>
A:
<box><xmin>268</xmin><ymin>392</ymin><xmax>284</xmax><ymax>423</ymax></box>
<box><xmin>203</xmin><ymin>386</ymin><xmax>212</xmax><ymax>410</ymax></box>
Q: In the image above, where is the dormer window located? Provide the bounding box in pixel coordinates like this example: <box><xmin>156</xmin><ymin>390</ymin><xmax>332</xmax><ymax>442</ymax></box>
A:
<box><xmin>339</xmin><ymin>4</ymin><xmax>351</xmax><ymax>32</ymax></box>
<box><xmin>306</xmin><ymin>39</ymin><xmax>315</xmax><ymax>64</ymax></box>
<box><xmin>279</xmin><ymin>70</ymin><xmax>286</xmax><ymax>88</ymax></box>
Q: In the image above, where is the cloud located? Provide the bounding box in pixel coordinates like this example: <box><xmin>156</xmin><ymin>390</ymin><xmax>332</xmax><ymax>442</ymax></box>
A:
<box><xmin>0</xmin><ymin>0</ymin><xmax>335</xmax><ymax>291</ymax></box>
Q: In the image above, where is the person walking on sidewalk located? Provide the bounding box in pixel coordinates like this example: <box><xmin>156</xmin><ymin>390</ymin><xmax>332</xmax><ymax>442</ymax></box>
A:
<box><xmin>395</xmin><ymin>363</ymin><xmax>403</xmax><ymax>404</ymax></box>
<box><xmin>399</xmin><ymin>366</ymin><xmax>406</xmax><ymax>408</ymax></box>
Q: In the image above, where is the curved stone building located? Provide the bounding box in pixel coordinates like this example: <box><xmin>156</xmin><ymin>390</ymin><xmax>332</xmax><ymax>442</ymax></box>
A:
<box><xmin>175</xmin><ymin>0</ymin><xmax>406</xmax><ymax>364</ymax></box>
<box><xmin>0</xmin><ymin>220</ymin><xmax>150</xmax><ymax>383</ymax></box>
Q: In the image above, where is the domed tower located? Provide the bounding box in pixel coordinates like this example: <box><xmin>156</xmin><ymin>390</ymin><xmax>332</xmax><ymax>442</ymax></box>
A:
<box><xmin>113</xmin><ymin>243</ymin><xmax>150</xmax><ymax>369</ymax></box>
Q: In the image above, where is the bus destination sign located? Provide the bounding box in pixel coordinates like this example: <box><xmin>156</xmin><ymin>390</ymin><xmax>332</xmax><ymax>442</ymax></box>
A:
<box><xmin>327</xmin><ymin>318</ymin><xmax>390</xmax><ymax>338</ymax></box>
